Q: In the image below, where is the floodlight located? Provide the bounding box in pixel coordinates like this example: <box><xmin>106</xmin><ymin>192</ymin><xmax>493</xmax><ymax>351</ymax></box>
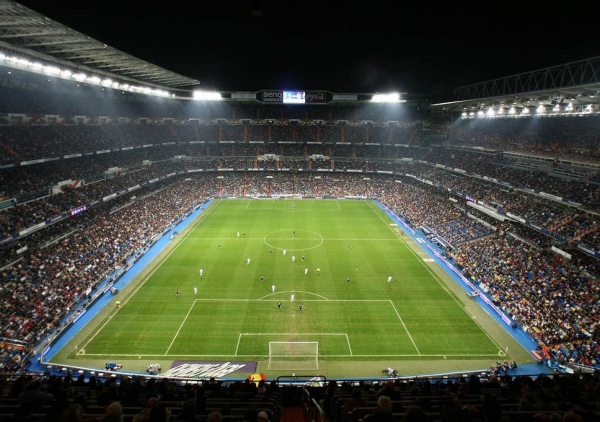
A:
<box><xmin>477</xmin><ymin>110</ymin><xmax>484</xmax><ymax>117</ymax></box>
<box><xmin>486</xmin><ymin>108</ymin><xmax>495</xmax><ymax>117</ymax></box>
<box><xmin>101</xmin><ymin>78</ymin><xmax>113</xmax><ymax>86</ymax></box>
<box><xmin>0</xmin><ymin>53</ymin><xmax>5</xmax><ymax>60</ymax></box>
<box><xmin>497</xmin><ymin>108</ymin><xmax>504</xmax><ymax>115</ymax></box>
<box><xmin>522</xmin><ymin>108</ymin><xmax>530</xmax><ymax>115</ymax></box>
<box><xmin>469</xmin><ymin>112</ymin><xmax>475</xmax><ymax>117</ymax></box>
<box><xmin>193</xmin><ymin>91</ymin><xmax>222</xmax><ymax>101</ymax></box>
<box><xmin>461</xmin><ymin>112</ymin><xmax>467</xmax><ymax>118</ymax></box>
<box><xmin>73</xmin><ymin>73</ymin><xmax>87</xmax><ymax>81</ymax></box>
<box><xmin>565</xmin><ymin>103</ymin><xmax>574</xmax><ymax>111</ymax></box>
<box><xmin>32</xmin><ymin>62</ymin><xmax>43</xmax><ymax>69</ymax></box>
<box><xmin>43</xmin><ymin>66</ymin><xmax>60</xmax><ymax>74</ymax></box>
<box><xmin>553</xmin><ymin>105</ymin><xmax>560</xmax><ymax>112</ymax></box>
<box><xmin>371</xmin><ymin>93</ymin><xmax>400</xmax><ymax>103</ymax></box>
<box><xmin>509</xmin><ymin>107</ymin><xmax>516</xmax><ymax>115</ymax></box>
<box><xmin>61</xmin><ymin>70</ymin><xmax>72</xmax><ymax>78</ymax></box>
<box><xmin>536</xmin><ymin>105</ymin><xmax>545</xmax><ymax>113</ymax></box>
<box><xmin>88</xmin><ymin>76</ymin><xmax>101</xmax><ymax>84</ymax></box>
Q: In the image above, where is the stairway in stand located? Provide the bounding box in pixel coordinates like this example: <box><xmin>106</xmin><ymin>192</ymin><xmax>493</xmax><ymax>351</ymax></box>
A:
<box><xmin>281</xmin><ymin>406</ymin><xmax>305</xmax><ymax>422</ymax></box>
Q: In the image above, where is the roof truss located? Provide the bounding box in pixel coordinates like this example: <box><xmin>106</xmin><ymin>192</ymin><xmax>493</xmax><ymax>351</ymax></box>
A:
<box><xmin>0</xmin><ymin>2</ymin><xmax>199</xmax><ymax>89</ymax></box>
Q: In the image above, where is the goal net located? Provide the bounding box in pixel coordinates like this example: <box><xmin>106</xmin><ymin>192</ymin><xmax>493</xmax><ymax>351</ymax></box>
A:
<box><xmin>268</xmin><ymin>341</ymin><xmax>319</xmax><ymax>370</ymax></box>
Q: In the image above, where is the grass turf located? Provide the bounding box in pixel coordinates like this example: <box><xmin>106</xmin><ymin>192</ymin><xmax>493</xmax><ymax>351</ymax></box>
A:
<box><xmin>69</xmin><ymin>199</ymin><xmax>512</xmax><ymax>376</ymax></box>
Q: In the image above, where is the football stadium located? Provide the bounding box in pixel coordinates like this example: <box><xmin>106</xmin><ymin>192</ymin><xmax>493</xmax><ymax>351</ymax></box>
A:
<box><xmin>1</xmin><ymin>2</ymin><xmax>600</xmax><ymax>421</ymax></box>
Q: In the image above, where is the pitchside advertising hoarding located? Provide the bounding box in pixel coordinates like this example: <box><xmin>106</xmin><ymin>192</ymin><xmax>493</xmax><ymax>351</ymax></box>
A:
<box><xmin>257</xmin><ymin>90</ymin><xmax>329</xmax><ymax>104</ymax></box>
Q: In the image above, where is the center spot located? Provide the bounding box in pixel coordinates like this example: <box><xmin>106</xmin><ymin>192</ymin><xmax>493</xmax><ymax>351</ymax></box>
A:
<box><xmin>263</xmin><ymin>229</ymin><xmax>324</xmax><ymax>251</ymax></box>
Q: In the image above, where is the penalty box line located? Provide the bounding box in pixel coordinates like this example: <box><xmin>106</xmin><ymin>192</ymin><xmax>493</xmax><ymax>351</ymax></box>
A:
<box><xmin>168</xmin><ymin>299</ymin><xmax>402</xmax><ymax>357</ymax></box>
<box><xmin>368</xmin><ymin>201</ymin><xmax>505</xmax><ymax>356</ymax></box>
<box><xmin>165</xmin><ymin>301</ymin><xmax>197</xmax><ymax>356</ymax></box>
<box><xmin>235</xmin><ymin>333</ymin><xmax>353</xmax><ymax>356</ymax></box>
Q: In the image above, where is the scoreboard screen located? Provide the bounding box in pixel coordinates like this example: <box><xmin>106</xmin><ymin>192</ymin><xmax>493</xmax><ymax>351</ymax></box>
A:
<box><xmin>283</xmin><ymin>91</ymin><xmax>305</xmax><ymax>104</ymax></box>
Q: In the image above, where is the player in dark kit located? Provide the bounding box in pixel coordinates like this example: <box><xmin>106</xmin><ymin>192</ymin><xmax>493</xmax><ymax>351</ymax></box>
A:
<box><xmin>347</xmin><ymin>277</ymin><xmax>351</xmax><ymax>283</ymax></box>
<box><xmin>260</xmin><ymin>275</ymin><xmax>264</xmax><ymax>282</ymax></box>
<box><xmin>176</xmin><ymin>289</ymin><xmax>180</xmax><ymax>297</ymax></box>
<box><xmin>278</xmin><ymin>301</ymin><xmax>281</xmax><ymax>311</ymax></box>
<box><xmin>299</xmin><ymin>303</ymin><xmax>303</xmax><ymax>312</ymax></box>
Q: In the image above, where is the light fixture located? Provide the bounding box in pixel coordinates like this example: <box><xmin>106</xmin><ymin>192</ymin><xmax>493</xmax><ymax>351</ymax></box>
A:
<box><xmin>371</xmin><ymin>93</ymin><xmax>400</xmax><ymax>103</ymax></box>
<box><xmin>193</xmin><ymin>91</ymin><xmax>222</xmax><ymax>101</ymax></box>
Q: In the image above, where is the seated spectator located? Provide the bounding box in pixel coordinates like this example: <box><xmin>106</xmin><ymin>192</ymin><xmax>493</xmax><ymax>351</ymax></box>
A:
<box><xmin>342</xmin><ymin>389</ymin><xmax>368</xmax><ymax>422</ymax></box>
<box><xmin>363</xmin><ymin>395</ymin><xmax>394</xmax><ymax>422</ymax></box>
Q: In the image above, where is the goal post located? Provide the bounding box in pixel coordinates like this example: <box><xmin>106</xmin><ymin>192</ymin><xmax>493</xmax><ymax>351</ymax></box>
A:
<box><xmin>268</xmin><ymin>341</ymin><xmax>319</xmax><ymax>370</ymax></box>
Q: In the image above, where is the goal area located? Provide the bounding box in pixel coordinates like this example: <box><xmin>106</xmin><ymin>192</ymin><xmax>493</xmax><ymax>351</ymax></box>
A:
<box><xmin>268</xmin><ymin>341</ymin><xmax>319</xmax><ymax>370</ymax></box>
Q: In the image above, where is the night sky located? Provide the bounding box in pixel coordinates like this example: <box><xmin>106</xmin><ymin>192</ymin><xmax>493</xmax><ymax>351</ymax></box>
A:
<box><xmin>15</xmin><ymin>0</ymin><xmax>600</xmax><ymax>99</ymax></box>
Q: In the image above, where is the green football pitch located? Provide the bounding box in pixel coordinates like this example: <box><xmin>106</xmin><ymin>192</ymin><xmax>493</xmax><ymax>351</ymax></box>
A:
<box><xmin>61</xmin><ymin>199</ymin><xmax>530</xmax><ymax>378</ymax></box>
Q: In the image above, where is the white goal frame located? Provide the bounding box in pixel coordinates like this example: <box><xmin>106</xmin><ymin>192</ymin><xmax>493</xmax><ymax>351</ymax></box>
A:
<box><xmin>268</xmin><ymin>341</ymin><xmax>319</xmax><ymax>370</ymax></box>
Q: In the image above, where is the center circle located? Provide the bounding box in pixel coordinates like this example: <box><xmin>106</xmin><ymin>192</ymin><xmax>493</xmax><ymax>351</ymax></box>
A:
<box><xmin>263</xmin><ymin>229</ymin><xmax>324</xmax><ymax>251</ymax></box>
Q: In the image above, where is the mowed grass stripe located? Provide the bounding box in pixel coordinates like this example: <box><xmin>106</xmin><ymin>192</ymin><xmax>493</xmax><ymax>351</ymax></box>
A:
<box><xmin>81</xmin><ymin>200</ymin><xmax>501</xmax><ymax>360</ymax></box>
<box><xmin>369</xmin><ymin>199</ymin><xmax>503</xmax><ymax>353</ymax></box>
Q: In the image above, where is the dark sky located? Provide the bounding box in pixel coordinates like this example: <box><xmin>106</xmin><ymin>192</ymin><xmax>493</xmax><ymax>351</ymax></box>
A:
<box><xmin>15</xmin><ymin>0</ymin><xmax>600</xmax><ymax>98</ymax></box>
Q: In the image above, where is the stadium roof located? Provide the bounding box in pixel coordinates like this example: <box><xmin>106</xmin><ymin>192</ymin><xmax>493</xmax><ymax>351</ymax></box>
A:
<box><xmin>432</xmin><ymin>56</ymin><xmax>600</xmax><ymax>115</ymax></box>
<box><xmin>0</xmin><ymin>1</ymin><xmax>199</xmax><ymax>89</ymax></box>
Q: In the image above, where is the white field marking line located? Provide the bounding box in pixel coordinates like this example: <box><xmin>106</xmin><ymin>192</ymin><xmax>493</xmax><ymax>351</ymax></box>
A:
<box><xmin>237</xmin><ymin>333</ymin><xmax>353</xmax><ymax>356</ymax></box>
<box><xmin>367</xmin><ymin>201</ymin><xmax>505</xmax><ymax>354</ymax></box>
<box><xmin>78</xmin><ymin>315</ymin><xmax>114</xmax><ymax>352</ymax></box>
<box><xmin>79</xmin><ymin>200</ymin><xmax>222</xmax><ymax>352</ymax></box>
<box><xmin>202</xmin><ymin>295</ymin><xmax>391</xmax><ymax>302</ymax></box>
<box><xmin>239</xmin><ymin>332</ymin><xmax>349</xmax><ymax>335</ymax></box>
<box><xmin>345</xmin><ymin>333</ymin><xmax>353</xmax><ymax>356</ymax></box>
<box><xmin>165</xmin><ymin>301</ymin><xmax>197</xmax><ymax>355</ymax></box>
<box><xmin>235</xmin><ymin>333</ymin><xmax>242</xmax><ymax>356</ymax></box>
<box><xmin>263</xmin><ymin>229</ymin><xmax>324</xmax><ymax>252</ymax></box>
<box><xmin>82</xmin><ymin>353</ymin><xmax>503</xmax><ymax>358</ymax></box>
<box><xmin>336</xmin><ymin>200</ymin><xmax>342</xmax><ymax>210</ymax></box>
<box><xmin>259</xmin><ymin>291</ymin><xmax>330</xmax><ymax>300</ymax></box>
<box><xmin>388</xmin><ymin>300</ymin><xmax>421</xmax><ymax>355</ymax></box>
<box><xmin>185</xmin><ymin>237</ymin><xmax>395</xmax><ymax>241</ymax></box>
<box><xmin>245</xmin><ymin>199</ymin><xmax>251</xmax><ymax>209</ymax></box>
<box><xmin>258</xmin><ymin>299</ymin><xmax>390</xmax><ymax>302</ymax></box>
